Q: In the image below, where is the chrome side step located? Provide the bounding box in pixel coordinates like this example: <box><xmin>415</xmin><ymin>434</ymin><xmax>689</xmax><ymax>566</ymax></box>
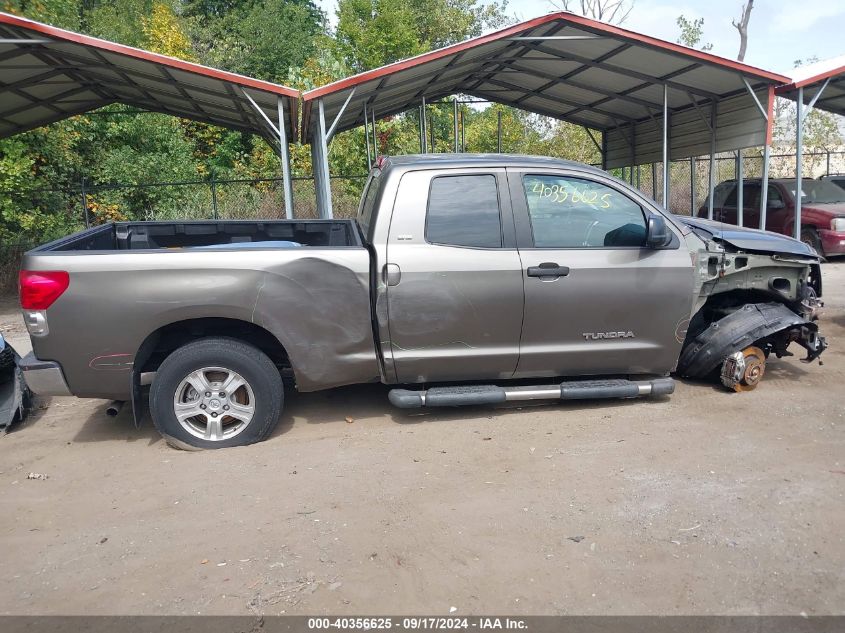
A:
<box><xmin>388</xmin><ymin>377</ymin><xmax>674</xmax><ymax>409</ymax></box>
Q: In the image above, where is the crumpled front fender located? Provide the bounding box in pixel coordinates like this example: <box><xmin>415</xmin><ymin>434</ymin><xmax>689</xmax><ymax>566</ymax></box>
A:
<box><xmin>677</xmin><ymin>302</ymin><xmax>826</xmax><ymax>379</ymax></box>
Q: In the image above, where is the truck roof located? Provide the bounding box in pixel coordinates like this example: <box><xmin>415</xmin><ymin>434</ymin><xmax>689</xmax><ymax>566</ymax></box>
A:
<box><xmin>381</xmin><ymin>153</ymin><xmax>604</xmax><ymax>174</ymax></box>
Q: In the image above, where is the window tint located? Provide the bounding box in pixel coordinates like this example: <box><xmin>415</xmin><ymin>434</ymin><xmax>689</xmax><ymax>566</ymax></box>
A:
<box><xmin>522</xmin><ymin>175</ymin><xmax>647</xmax><ymax>248</ymax></box>
<box><xmin>357</xmin><ymin>172</ymin><xmax>381</xmax><ymax>239</ymax></box>
<box><xmin>426</xmin><ymin>175</ymin><xmax>502</xmax><ymax>248</ymax></box>
<box><xmin>744</xmin><ymin>183</ymin><xmax>762</xmax><ymax>208</ymax></box>
<box><xmin>715</xmin><ymin>182</ymin><xmax>736</xmax><ymax>207</ymax></box>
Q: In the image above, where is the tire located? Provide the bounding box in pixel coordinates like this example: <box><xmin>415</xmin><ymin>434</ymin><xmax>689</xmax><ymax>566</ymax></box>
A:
<box><xmin>149</xmin><ymin>337</ymin><xmax>283</xmax><ymax>449</ymax></box>
<box><xmin>801</xmin><ymin>227</ymin><xmax>824</xmax><ymax>258</ymax></box>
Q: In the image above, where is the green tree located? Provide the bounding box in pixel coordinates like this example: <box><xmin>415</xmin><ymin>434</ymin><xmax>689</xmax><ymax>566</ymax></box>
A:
<box><xmin>2</xmin><ymin>0</ymin><xmax>80</xmax><ymax>29</ymax></box>
<box><xmin>333</xmin><ymin>0</ymin><xmax>509</xmax><ymax>72</ymax></box>
<box><xmin>676</xmin><ymin>15</ymin><xmax>713</xmax><ymax>51</ymax></box>
<box><xmin>186</xmin><ymin>0</ymin><xmax>324</xmax><ymax>82</ymax></box>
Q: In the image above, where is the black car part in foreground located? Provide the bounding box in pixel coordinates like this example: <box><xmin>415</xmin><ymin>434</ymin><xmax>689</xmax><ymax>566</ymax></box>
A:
<box><xmin>0</xmin><ymin>333</ymin><xmax>32</xmax><ymax>430</ymax></box>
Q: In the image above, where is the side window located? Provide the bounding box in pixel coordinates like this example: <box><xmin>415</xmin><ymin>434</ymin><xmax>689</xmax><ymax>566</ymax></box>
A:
<box><xmin>522</xmin><ymin>174</ymin><xmax>647</xmax><ymax>248</ymax></box>
<box><xmin>744</xmin><ymin>183</ymin><xmax>762</xmax><ymax>208</ymax></box>
<box><xmin>768</xmin><ymin>185</ymin><xmax>784</xmax><ymax>206</ymax></box>
<box><xmin>425</xmin><ymin>174</ymin><xmax>502</xmax><ymax>248</ymax></box>
<box><xmin>357</xmin><ymin>173</ymin><xmax>381</xmax><ymax>239</ymax></box>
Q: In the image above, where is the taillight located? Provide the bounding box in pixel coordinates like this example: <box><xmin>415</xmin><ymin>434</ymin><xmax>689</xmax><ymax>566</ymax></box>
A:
<box><xmin>19</xmin><ymin>271</ymin><xmax>69</xmax><ymax>310</ymax></box>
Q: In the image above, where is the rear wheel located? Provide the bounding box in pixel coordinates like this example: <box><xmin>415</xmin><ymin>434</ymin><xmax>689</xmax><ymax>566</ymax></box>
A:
<box><xmin>801</xmin><ymin>227</ymin><xmax>824</xmax><ymax>257</ymax></box>
<box><xmin>150</xmin><ymin>337</ymin><xmax>283</xmax><ymax>449</ymax></box>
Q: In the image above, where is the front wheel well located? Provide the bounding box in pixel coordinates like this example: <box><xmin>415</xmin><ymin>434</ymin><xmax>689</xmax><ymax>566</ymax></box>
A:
<box><xmin>685</xmin><ymin>289</ymin><xmax>796</xmax><ymax>343</ymax></box>
<box><xmin>136</xmin><ymin>318</ymin><xmax>290</xmax><ymax>376</ymax></box>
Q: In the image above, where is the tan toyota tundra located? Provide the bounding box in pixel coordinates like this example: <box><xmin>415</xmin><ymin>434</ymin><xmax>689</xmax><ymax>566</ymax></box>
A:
<box><xmin>16</xmin><ymin>155</ymin><xmax>827</xmax><ymax>449</ymax></box>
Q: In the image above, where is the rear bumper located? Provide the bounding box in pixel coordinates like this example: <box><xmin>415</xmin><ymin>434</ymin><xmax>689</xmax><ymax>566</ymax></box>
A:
<box><xmin>818</xmin><ymin>229</ymin><xmax>845</xmax><ymax>255</ymax></box>
<box><xmin>18</xmin><ymin>352</ymin><xmax>72</xmax><ymax>396</ymax></box>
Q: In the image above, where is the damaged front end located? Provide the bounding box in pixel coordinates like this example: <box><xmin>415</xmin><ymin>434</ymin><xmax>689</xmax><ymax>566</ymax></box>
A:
<box><xmin>0</xmin><ymin>333</ymin><xmax>32</xmax><ymax>430</ymax></box>
<box><xmin>677</xmin><ymin>301</ymin><xmax>826</xmax><ymax>390</ymax></box>
<box><xmin>676</xmin><ymin>217</ymin><xmax>827</xmax><ymax>391</ymax></box>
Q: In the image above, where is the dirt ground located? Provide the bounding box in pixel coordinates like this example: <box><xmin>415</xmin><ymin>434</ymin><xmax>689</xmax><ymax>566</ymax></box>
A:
<box><xmin>0</xmin><ymin>266</ymin><xmax>843</xmax><ymax>617</ymax></box>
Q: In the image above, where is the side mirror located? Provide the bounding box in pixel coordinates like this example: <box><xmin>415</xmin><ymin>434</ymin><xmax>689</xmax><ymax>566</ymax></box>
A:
<box><xmin>768</xmin><ymin>199</ymin><xmax>785</xmax><ymax>210</ymax></box>
<box><xmin>646</xmin><ymin>215</ymin><xmax>671</xmax><ymax>248</ymax></box>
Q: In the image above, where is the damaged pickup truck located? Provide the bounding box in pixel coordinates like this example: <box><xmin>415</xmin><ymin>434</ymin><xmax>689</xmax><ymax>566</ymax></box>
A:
<box><xmin>17</xmin><ymin>155</ymin><xmax>826</xmax><ymax>448</ymax></box>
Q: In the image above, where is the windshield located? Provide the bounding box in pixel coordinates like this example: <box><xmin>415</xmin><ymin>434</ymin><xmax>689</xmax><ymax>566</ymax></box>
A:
<box><xmin>782</xmin><ymin>179</ymin><xmax>845</xmax><ymax>204</ymax></box>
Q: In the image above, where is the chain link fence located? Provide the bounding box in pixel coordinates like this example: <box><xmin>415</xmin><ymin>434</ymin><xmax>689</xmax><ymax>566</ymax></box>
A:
<box><xmin>0</xmin><ymin>174</ymin><xmax>368</xmax><ymax>291</ymax></box>
<box><xmin>627</xmin><ymin>150</ymin><xmax>845</xmax><ymax>216</ymax></box>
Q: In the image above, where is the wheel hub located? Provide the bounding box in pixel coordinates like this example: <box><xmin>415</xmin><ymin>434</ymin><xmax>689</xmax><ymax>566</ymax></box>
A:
<box><xmin>720</xmin><ymin>346</ymin><xmax>766</xmax><ymax>392</ymax></box>
<box><xmin>173</xmin><ymin>367</ymin><xmax>255</xmax><ymax>441</ymax></box>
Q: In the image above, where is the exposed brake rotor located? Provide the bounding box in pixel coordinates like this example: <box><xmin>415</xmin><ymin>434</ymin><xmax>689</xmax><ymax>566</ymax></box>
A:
<box><xmin>720</xmin><ymin>346</ymin><xmax>767</xmax><ymax>392</ymax></box>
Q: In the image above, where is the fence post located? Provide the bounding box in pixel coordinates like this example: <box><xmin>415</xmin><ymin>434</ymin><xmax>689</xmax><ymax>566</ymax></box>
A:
<box><xmin>210</xmin><ymin>169</ymin><xmax>218</xmax><ymax>220</ymax></box>
<box><xmin>80</xmin><ymin>177</ymin><xmax>90</xmax><ymax>228</ymax></box>
<box><xmin>827</xmin><ymin>151</ymin><xmax>831</xmax><ymax>176</ymax></box>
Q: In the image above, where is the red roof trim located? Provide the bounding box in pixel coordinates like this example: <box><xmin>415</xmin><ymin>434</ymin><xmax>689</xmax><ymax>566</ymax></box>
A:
<box><xmin>777</xmin><ymin>66</ymin><xmax>845</xmax><ymax>93</ymax></box>
<box><xmin>0</xmin><ymin>11</ymin><xmax>299</xmax><ymax>99</ymax></box>
<box><xmin>303</xmin><ymin>11</ymin><xmax>788</xmax><ymax>102</ymax></box>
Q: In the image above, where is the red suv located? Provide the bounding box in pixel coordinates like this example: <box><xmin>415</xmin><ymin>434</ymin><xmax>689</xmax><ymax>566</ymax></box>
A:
<box><xmin>697</xmin><ymin>178</ymin><xmax>845</xmax><ymax>257</ymax></box>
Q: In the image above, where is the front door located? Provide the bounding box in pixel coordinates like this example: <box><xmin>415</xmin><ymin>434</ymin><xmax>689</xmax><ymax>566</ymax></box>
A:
<box><xmin>508</xmin><ymin>169</ymin><xmax>694</xmax><ymax>379</ymax></box>
<box><xmin>385</xmin><ymin>168</ymin><xmax>524</xmax><ymax>384</ymax></box>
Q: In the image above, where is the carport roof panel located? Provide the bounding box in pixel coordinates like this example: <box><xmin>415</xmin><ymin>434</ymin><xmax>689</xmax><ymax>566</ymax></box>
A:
<box><xmin>777</xmin><ymin>55</ymin><xmax>845</xmax><ymax>118</ymax></box>
<box><xmin>301</xmin><ymin>11</ymin><xmax>789</xmax><ymax>140</ymax></box>
<box><xmin>0</xmin><ymin>11</ymin><xmax>300</xmax><ymax>140</ymax></box>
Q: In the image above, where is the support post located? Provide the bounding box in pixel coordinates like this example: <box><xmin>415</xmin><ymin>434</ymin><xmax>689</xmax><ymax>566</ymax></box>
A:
<box><xmin>277</xmin><ymin>97</ymin><xmax>294</xmax><ymax>219</ymax></box>
<box><xmin>371</xmin><ymin>107</ymin><xmax>378</xmax><ymax>163</ymax></box>
<box><xmin>453</xmin><ymin>98</ymin><xmax>459</xmax><ymax>153</ymax></box>
<box><xmin>497</xmin><ymin>110</ymin><xmax>502</xmax><ymax>153</ymax></box>
<box><xmin>210</xmin><ymin>168</ymin><xmax>218</xmax><ymax>219</ymax></box>
<box><xmin>601</xmin><ymin>132</ymin><xmax>608</xmax><ymax>172</ymax></box>
<box><xmin>636</xmin><ymin>165</ymin><xmax>640</xmax><ymax>190</ymax></box>
<box><xmin>429</xmin><ymin>107</ymin><xmax>435</xmax><ymax>152</ymax></box>
<box><xmin>364</xmin><ymin>102</ymin><xmax>372</xmax><ymax>171</ymax></box>
<box><xmin>737</xmin><ymin>152</ymin><xmax>744</xmax><ymax>227</ymax></box>
<box><xmin>662</xmin><ymin>84</ymin><xmax>669</xmax><ymax>208</ymax></box>
<box><xmin>421</xmin><ymin>97</ymin><xmax>427</xmax><ymax>153</ymax></box>
<box><xmin>80</xmin><ymin>177</ymin><xmax>89</xmax><ymax>228</ymax></box>
<box><xmin>310</xmin><ymin>140</ymin><xmax>324</xmax><ymax>216</ymax></box>
<box><xmin>652</xmin><ymin>163</ymin><xmax>657</xmax><ymax>200</ymax></box>
<box><xmin>316</xmin><ymin>98</ymin><xmax>333</xmax><ymax>219</ymax></box>
<box><xmin>460</xmin><ymin>109</ymin><xmax>465</xmax><ymax>152</ymax></box>
<box><xmin>240</xmin><ymin>89</ymin><xmax>294</xmax><ymax>219</ymax></box>
<box><xmin>690</xmin><ymin>157</ymin><xmax>696</xmax><ymax>215</ymax></box>
<box><xmin>759</xmin><ymin>86</ymin><xmax>775</xmax><ymax>230</ymax></box>
<box><xmin>826</xmin><ymin>151</ymin><xmax>831</xmax><ymax>176</ymax></box>
<box><xmin>418</xmin><ymin>105</ymin><xmax>424</xmax><ymax>153</ymax></box>
<box><xmin>707</xmin><ymin>100</ymin><xmax>717</xmax><ymax>220</ymax></box>
<box><xmin>795</xmin><ymin>86</ymin><xmax>804</xmax><ymax>239</ymax></box>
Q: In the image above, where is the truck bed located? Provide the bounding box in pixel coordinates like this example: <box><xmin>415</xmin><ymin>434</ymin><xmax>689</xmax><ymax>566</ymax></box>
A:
<box><xmin>33</xmin><ymin>219</ymin><xmax>362</xmax><ymax>252</ymax></box>
<box><xmin>21</xmin><ymin>218</ymin><xmax>379</xmax><ymax>400</ymax></box>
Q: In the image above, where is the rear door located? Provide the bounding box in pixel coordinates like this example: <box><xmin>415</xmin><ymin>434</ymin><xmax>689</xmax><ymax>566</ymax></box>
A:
<box><xmin>508</xmin><ymin>168</ymin><xmax>694</xmax><ymax>379</ymax></box>
<box><xmin>384</xmin><ymin>168</ymin><xmax>524</xmax><ymax>383</ymax></box>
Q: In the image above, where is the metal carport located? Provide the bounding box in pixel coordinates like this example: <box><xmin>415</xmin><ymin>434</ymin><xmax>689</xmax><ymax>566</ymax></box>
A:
<box><xmin>0</xmin><ymin>11</ymin><xmax>300</xmax><ymax>216</ymax></box>
<box><xmin>301</xmin><ymin>11</ymin><xmax>788</xmax><ymax>221</ymax></box>
<box><xmin>777</xmin><ymin>56</ymin><xmax>845</xmax><ymax>239</ymax></box>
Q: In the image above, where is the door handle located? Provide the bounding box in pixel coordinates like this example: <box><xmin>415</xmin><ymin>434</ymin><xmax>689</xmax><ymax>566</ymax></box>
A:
<box><xmin>527</xmin><ymin>262</ymin><xmax>570</xmax><ymax>278</ymax></box>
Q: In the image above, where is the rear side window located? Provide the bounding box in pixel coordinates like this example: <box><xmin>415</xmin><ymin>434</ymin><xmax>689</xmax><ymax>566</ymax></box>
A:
<box><xmin>426</xmin><ymin>175</ymin><xmax>502</xmax><ymax>248</ymax></box>
<box><xmin>522</xmin><ymin>174</ymin><xmax>646</xmax><ymax>248</ymax></box>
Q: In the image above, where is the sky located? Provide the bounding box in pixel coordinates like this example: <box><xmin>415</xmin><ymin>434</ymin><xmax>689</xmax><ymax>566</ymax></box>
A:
<box><xmin>314</xmin><ymin>0</ymin><xmax>845</xmax><ymax>75</ymax></box>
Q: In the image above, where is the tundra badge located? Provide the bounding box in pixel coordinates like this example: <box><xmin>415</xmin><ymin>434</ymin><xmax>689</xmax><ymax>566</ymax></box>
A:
<box><xmin>582</xmin><ymin>331</ymin><xmax>635</xmax><ymax>340</ymax></box>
